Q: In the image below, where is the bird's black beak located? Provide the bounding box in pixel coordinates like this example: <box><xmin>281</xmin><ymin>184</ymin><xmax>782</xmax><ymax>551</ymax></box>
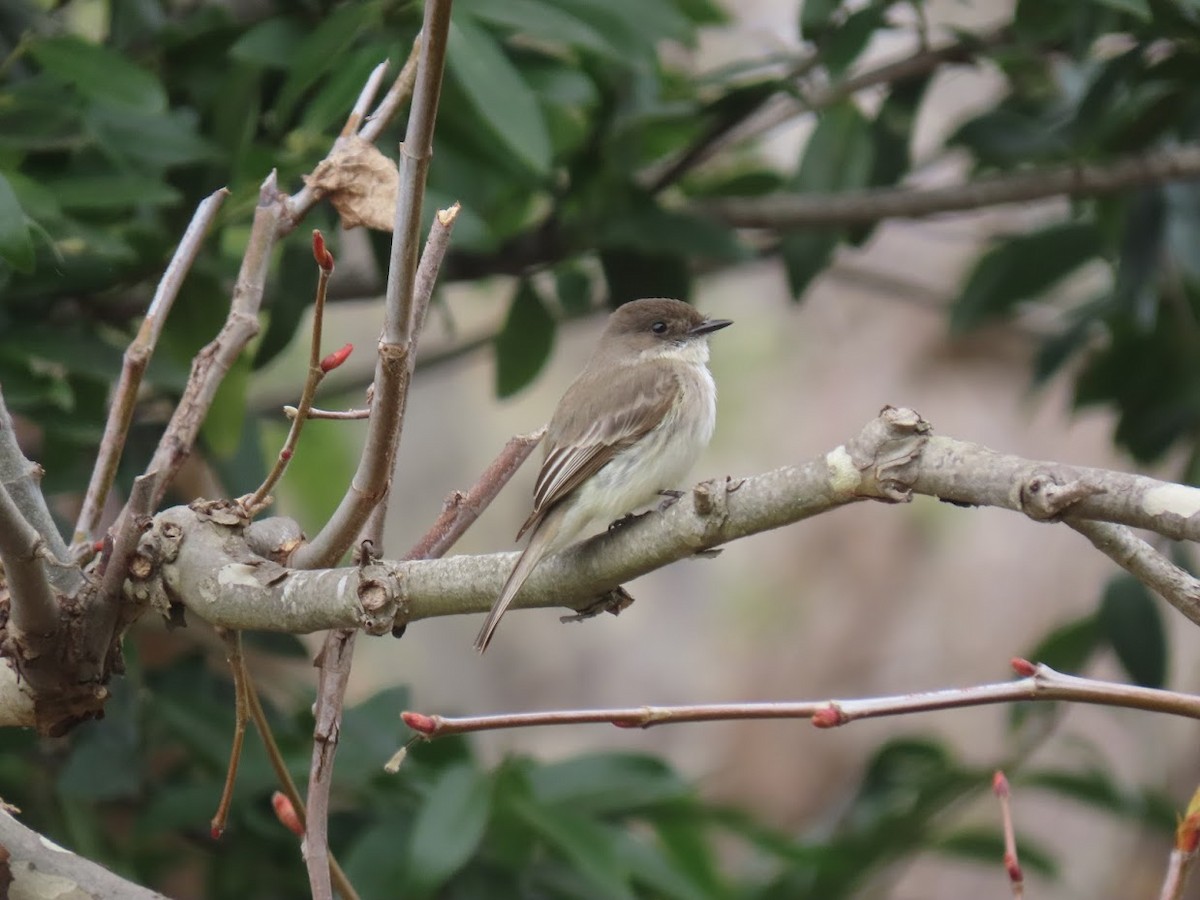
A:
<box><xmin>689</xmin><ymin>317</ymin><xmax>733</xmax><ymax>336</ymax></box>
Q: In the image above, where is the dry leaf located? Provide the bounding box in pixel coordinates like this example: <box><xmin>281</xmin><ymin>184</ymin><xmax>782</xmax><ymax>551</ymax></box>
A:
<box><xmin>304</xmin><ymin>136</ymin><xmax>398</xmax><ymax>231</ymax></box>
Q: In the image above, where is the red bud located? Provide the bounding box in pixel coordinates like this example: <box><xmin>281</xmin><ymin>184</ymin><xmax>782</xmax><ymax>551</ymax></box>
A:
<box><xmin>210</xmin><ymin>823</ymin><xmax>224</xmax><ymax>840</ymax></box>
<box><xmin>312</xmin><ymin>230</ymin><xmax>334</xmax><ymax>272</ymax></box>
<box><xmin>1004</xmin><ymin>852</ymin><xmax>1023</xmax><ymax>883</ymax></box>
<box><xmin>811</xmin><ymin>705</ymin><xmax>845</xmax><ymax>728</ymax></box>
<box><xmin>319</xmin><ymin>343</ymin><xmax>353</xmax><ymax>373</ymax></box>
<box><xmin>402</xmin><ymin>711</ymin><xmax>437</xmax><ymax>734</ymax></box>
<box><xmin>280</xmin><ymin>448</ymin><xmax>293</xmax><ymax>461</ymax></box>
<box><xmin>992</xmin><ymin>770</ymin><xmax>1010</xmax><ymax>797</ymax></box>
<box><xmin>1010</xmin><ymin>657</ymin><xmax>1036</xmax><ymax>676</ymax></box>
<box><xmin>272</xmin><ymin>791</ymin><xmax>304</xmax><ymax>837</ymax></box>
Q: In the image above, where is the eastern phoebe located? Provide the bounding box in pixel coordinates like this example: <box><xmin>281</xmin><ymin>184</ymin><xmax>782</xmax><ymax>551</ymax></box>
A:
<box><xmin>474</xmin><ymin>297</ymin><xmax>732</xmax><ymax>652</ymax></box>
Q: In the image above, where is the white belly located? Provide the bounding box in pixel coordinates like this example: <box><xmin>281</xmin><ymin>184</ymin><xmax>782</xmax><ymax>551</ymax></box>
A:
<box><xmin>557</xmin><ymin>363</ymin><xmax>717</xmax><ymax>545</ymax></box>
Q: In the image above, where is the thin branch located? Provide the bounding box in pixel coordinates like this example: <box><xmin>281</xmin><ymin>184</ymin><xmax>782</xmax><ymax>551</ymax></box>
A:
<box><xmin>0</xmin><ymin>387</ymin><xmax>77</xmax><ymax>594</ymax></box>
<box><xmin>701</xmin><ymin>144</ymin><xmax>1200</xmax><ymax>228</ymax></box>
<box><xmin>0</xmin><ymin>481</ymin><xmax>59</xmax><ymax>637</ymax></box>
<box><xmin>137</xmin><ymin>173</ymin><xmax>280</xmax><ymax>515</ymax></box>
<box><xmin>359</xmin><ymin>34</ymin><xmax>422</xmax><ymax>144</ymax></box>
<box><xmin>244</xmin><ymin>232</ymin><xmax>337</xmax><ymax>515</ymax></box>
<box><xmin>1067</xmin><ymin>519</ymin><xmax>1200</xmax><ymax>626</ymax></box>
<box><xmin>993</xmin><ymin>771</ymin><xmax>1024</xmax><ymax>899</ymax></box>
<box><xmin>305</xmin><ymin>628</ymin><xmax>358</xmax><ymax>900</ymax></box>
<box><xmin>284</xmin><ymin>405</ymin><xmax>370</xmax><ymax>421</ymax></box>
<box><xmin>406</xmin><ymin>427</ymin><xmax>546</xmax><ymax>560</ymax></box>
<box><xmin>399</xmin><ymin>660</ymin><xmax>1200</xmax><ymax>739</ymax></box>
<box><xmin>339</xmin><ymin>60</ymin><xmax>390</xmax><ymax>139</ymax></box>
<box><xmin>300</xmin><ymin>6</ymin><xmax>452</xmax><ymax>898</ymax></box>
<box><xmin>211</xmin><ymin>629</ymin><xmax>249</xmax><ymax>839</ymax></box>
<box><xmin>244</xmin><ymin>675</ymin><xmax>358</xmax><ymax>900</ymax></box>
<box><xmin>1160</xmin><ymin>785</ymin><xmax>1200</xmax><ymax>900</ymax></box>
<box><xmin>73</xmin><ymin>187</ymin><xmax>228</xmax><ymax>553</ymax></box>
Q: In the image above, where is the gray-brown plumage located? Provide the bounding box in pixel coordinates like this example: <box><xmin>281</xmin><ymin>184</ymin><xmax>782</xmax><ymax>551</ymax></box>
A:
<box><xmin>474</xmin><ymin>298</ymin><xmax>731</xmax><ymax>652</ymax></box>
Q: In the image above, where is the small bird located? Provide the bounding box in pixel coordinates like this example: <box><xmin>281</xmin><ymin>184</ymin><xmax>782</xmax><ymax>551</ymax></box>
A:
<box><xmin>474</xmin><ymin>298</ymin><xmax>732</xmax><ymax>652</ymax></box>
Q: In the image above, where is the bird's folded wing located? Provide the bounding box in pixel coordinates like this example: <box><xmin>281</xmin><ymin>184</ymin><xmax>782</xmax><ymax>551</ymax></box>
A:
<box><xmin>516</xmin><ymin>364</ymin><xmax>680</xmax><ymax>540</ymax></box>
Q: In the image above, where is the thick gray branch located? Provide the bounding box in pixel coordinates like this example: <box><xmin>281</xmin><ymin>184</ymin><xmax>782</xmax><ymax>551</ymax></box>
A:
<box><xmin>702</xmin><ymin>144</ymin><xmax>1200</xmax><ymax>228</ymax></box>
<box><xmin>135</xmin><ymin>408</ymin><xmax>1200</xmax><ymax>636</ymax></box>
<box><xmin>0</xmin><ymin>807</ymin><xmax>168</xmax><ymax>899</ymax></box>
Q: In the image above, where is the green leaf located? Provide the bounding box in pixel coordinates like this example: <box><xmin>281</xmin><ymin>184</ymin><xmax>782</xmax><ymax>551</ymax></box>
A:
<box><xmin>458</xmin><ymin>0</ymin><xmax>623</xmax><ymax>59</ymax></box>
<box><xmin>511</xmin><ymin>798</ymin><xmax>636</xmax><ymax>900</ymax></box>
<box><xmin>529</xmin><ymin>753</ymin><xmax>691</xmax><ymax>815</ymax></box>
<box><xmin>1112</xmin><ymin>189</ymin><xmax>1165</xmax><ymax>327</ymax></box>
<box><xmin>934</xmin><ymin>828</ymin><xmax>1058</xmax><ymax>876</ymax></box>
<box><xmin>447</xmin><ymin>18</ymin><xmax>553</xmax><ymax>175</ymax></box>
<box><xmin>601</xmin><ymin>249</ymin><xmax>692</xmax><ymax>306</ymax></box>
<box><xmin>273</xmin><ymin>4</ymin><xmax>381</xmax><ymax>126</ymax></box>
<box><xmin>344</xmin><ymin>812</ymin><xmax>415</xmax><ymax>899</ymax></box>
<box><xmin>31</xmin><ymin>36</ymin><xmax>166</xmax><ymax>114</ymax></box>
<box><xmin>58</xmin><ymin>680</ymin><xmax>142</xmax><ymax>801</ymax></box>
<box><xmin>951</xmin><ymin>222</ymin><xmax>1102</xmax><ymax>333</ymax></box>
<box><xmin>86</xmin><ymin>107</ymin><xmax>215</xmax><ymax>167</ymax></box>
<box><xmin>406</xmin><ymin>763</ymin><xmax>491</xmax><ymax>895</ymax></box>
<box><xmin>793</xmin><ymin>102</ymin><xmax>875</xmax><ymax>194</ymax></box>
<box><xmin>201</xmin><ymin>353</ymin><xmax>251</xmax><ymax>460</ymax></box>
<box><xmin>495</xmin><ymin>281</ymin><xmax>557</xmax><ymax>397</ymax></box>
<box><xmin>1098</xmin><ymin>575</ymin><xmax>1168</xmax><ymax>688</ymax></box>
<box><xmin>821</xmin><ymin>6</ymin><xmax>886</xmax><ymax>77</ymax></box>
<box><xmin>44</xmin><ymin>175</ymin><xmax>182</xmax><ymax>211</ymax></box>
<box><xmin>800</xmin><ymin>0</ymin><xmax>842</xmax><ymax>40</ymax></box>
<box><xmin>599</xmin><ymin>200</ymin><xmax>746</xmax><ymax>262</ymax></box>
<box><xmin>782</xmin><ymin>101</ymin><xmax>874</xmax><ymax>299</ymax></box>
<box><xmin>555</xmin><ymin>264</ymin><xmax>594</xmax><ymax>316</ymax></box>
<box><xmin>0</xmin><ymin>173</ymin><xmax>33</xmax><ymax>273</ymax></box>
<box><xmin>1027</xmin><ymin>613</ymin><xmax>1101</xmax><ymax>673</ymax></box>
<box><xmin>781</xmin><ymin>231</ymin><xmax>839</xmax><ymax>300</ymax></box>
<box><xmin>228</xmin><ymin>16</ymin><xmax>308</xmax><ymax>68</ymax></box>
<box><xmin>1090</xmin><ymin>0</ymin><xmax>1151</xmax><ymax>18</ymax></box>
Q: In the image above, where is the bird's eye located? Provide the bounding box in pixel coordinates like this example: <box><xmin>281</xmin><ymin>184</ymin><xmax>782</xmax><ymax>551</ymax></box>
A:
<box><xmin>651</xmin><ymin>321</ymin><xmax>668</xmax><ymax>334</ymax></box>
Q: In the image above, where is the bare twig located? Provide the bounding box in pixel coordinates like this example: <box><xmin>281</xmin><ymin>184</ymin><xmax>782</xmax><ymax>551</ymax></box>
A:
<box><xmin>284</xmin><ymin>406</ymin><xmax>370</xmax><ymax>421</ymax></box>
<box><xmin>1067</xmin><ymin>520</ymin><xmax>1200</xmax><ymax>626</ymax></box>
<box><xmin>136</xmin><ymin>173</ymin><xmax>280</xmax><ymax>516</ymax></box>
<box><xmin>400</xmin><ymin>660</ymin><xmax>1200</xmax><ymax>739</ymax></box>
<box><xmin>1160</xmin><ymin>785</ymin><xmax>1200</xmax><ymax>900</ymax></box>
<box><xmin>406</xmin><ymin>427</ymin><xmax>546</xmax><ymax>560</ymax></box>
<box><xmin>359</xmin><ymin>34</ymin><xmax>422</xmax><ymax>144</ymax></box>
<box><xmin>210</xmin><ymin>629</ymin><xmax>249</xmax><ymax>839</ymax></box>
<box><xmin>243</xmin><ymin>675</ymin><xmax>358</xmax><ymax>900</ymax></box>
<box><xmin>0</xmin><ymin>481</ymin><xmax>59</xmax><ymax>637</ymax></box>
<box><xmin>73</xmin><ymin>188</ymin><xmax>229</xmax><ymax>553</ymax></box>
<box><xmin>306</xmin><ymin>627</ymin><xmax>358</xmax><ymax>900</ymax></box>
<box><xmin>993</xmin><ymin>771</ymin><xmax>1024</xmax><ymax>898</ymax></box>
<box><xmin>300</xmin><ymin>5</ymin><xmax>453</xmax><ymax>898</ymax></box>
<box><xmin>702</xmin><ymin>144</ymin><xmax>1200</xmax><ymax>228</ymax></box>
<box><xmin>0</xmin><ymin>387</ymin><xmax>77</xmax><ymax>592</ymax></box>
<box><xmin>294</xmin><ymin>18</ymin><xmax>453</xmax><ymax>568</ymax></box>
<box><xmin>245</xmin><ymin>232</ymin><xmax>340</xmax><ymax>515</ymax></box>
<box><xmin>340</xmin><ymin>60</ymin><xmax>390</xmax><ymax>139</ymax></box>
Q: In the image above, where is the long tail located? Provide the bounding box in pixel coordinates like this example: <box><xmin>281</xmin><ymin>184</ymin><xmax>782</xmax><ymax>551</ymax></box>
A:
<box><xmin>474</xmin><ymin>507</ymin><xmax>566</xmax><ymax>653</ymax></box>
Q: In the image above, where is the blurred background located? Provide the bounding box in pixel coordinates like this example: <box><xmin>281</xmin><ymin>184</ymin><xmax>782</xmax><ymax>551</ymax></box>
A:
<box><xmin>4</xmin><ymin>0</ymin><xmax>1200</xmax><ymax>897</ymax></box>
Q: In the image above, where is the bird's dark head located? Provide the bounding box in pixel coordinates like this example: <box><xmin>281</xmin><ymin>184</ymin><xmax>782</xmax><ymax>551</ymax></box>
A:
<box><xmin>602</xmin><ymin>298</ymin><xmax>732</xmax><ymax>353</ymax></box>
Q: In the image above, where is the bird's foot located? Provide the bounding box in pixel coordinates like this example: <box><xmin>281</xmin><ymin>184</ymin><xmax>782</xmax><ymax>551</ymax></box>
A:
<box><xmin>657</xmin><ymin>489</ymin><xmax>684</xmax><ymax>512</ymax></box>
<box><xmin>608</xmin><ymin>511</ymin><xmax>650</xmax><ymax>532</ymax></box>
<box><xmin>560</xmin><ymin>587</ymin><xmax>636</xmax><ymax>623</ymax></box>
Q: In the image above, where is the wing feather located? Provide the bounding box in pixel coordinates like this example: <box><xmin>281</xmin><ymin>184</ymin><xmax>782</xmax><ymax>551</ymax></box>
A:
<box><xmin>516</xmin><ymin>364</ymin><xmax>679</xmax><ymax>540</ymax></box>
